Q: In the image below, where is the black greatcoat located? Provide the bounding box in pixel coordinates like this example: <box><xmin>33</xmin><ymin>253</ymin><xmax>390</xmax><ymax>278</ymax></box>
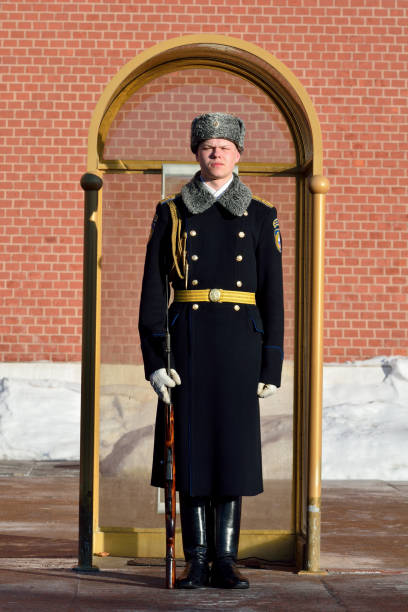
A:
<box><xmin>138</xmin><ymin>173</ymin><xmax>284</xmax><ymax>498</ymax></box>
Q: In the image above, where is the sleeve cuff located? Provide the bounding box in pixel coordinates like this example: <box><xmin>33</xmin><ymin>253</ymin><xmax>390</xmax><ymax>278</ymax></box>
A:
<box><xmin>260</xmin><ymin>346</ymin><xmax>283</xmax><ymax>387</ymax></box>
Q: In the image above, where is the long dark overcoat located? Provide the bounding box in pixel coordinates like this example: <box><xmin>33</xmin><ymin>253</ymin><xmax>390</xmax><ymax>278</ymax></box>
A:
<box><xmin>138</xmin><ymin>173</ymin><xmax>284</xmax><ymax>498</ymax></box>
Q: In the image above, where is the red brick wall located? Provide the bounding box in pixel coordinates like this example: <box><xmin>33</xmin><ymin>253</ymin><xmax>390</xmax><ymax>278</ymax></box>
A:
<box><xmin>1</xmin><ymin>0</ymin><xmax>407</xmax><ymax>363</ymax></box>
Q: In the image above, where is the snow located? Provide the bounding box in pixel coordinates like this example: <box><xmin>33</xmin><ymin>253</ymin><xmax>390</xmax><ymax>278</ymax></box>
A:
<box><xmin>0</xmin><ymin>363</ymin><xmax>81</xmax><ymax>461</ymax></box>
<box><xmin>0</xmin><ymin>357</ymin><xmax>407</xmax><ymax>480</ymax></box>
<box><xmin>322</xmin><ymin>357</ymin><xmax>408</xmax><ymax>480</ymax></box>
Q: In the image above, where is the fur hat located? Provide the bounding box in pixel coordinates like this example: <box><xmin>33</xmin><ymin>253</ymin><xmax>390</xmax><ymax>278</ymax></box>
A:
<box><xmin>190</xmin><ymin>113</ymin><xmax>245</xmax><ymax>153</ymax></box>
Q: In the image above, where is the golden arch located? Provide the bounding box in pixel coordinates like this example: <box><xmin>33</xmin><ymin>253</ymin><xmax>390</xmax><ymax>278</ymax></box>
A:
<box><xmin>87</xmin><ymin>35</ymin><xmax>323</xmax><ymax>175</ymax></box>
<box><xmin>83</xmin><ymin>35</ymin><xmax>329</xmax><ymax>574</ymax></box>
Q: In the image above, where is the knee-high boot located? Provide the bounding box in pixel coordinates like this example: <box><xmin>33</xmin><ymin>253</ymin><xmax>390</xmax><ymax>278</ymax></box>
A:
<box><xmin>205</xmin><ymin>497</ymin><xmax>215</xmax><ymax>563</ymax></box>
<box><xmin>211</xmin><ymin>496</ymin><xmax>249</xmax><ymax>589</ymax></box>
<box><xmin>176</xmin><ymin>494</ymin><xmax>210</xmax><ymax>589</ymax></box>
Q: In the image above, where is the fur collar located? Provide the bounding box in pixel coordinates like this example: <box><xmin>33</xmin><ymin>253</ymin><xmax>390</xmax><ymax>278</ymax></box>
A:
<box><xmin>180</xmin><ymin>172</ymin><xmax>252</xmax><ymax>216</ymax></box>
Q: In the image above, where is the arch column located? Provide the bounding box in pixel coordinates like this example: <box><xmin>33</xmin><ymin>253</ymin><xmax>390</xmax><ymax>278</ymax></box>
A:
<box><xmin>75</xmin><ymin>172</ymin><xmax>103</xmax><ymax>573</ymax></box>
<box><xmin>303</xmin><ymin>174</ymin><xmax>330</xmax><ymax>573</ymax></box>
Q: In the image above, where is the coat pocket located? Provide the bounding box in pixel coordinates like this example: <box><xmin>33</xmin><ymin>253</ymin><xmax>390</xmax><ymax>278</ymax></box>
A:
<box><xmin>168</xmin><ymin>301</ymin><xmax>186</xmax><ymax>328</ymax></box>
<box><xmin>170</xmin><ymin>311</ymin><xmax>180</xmax><ymax>327</ymax></box>
<box><xmin>246</xmin><ymin>306</ymin><xmax>264</xmax><ymax>334</ymax></box>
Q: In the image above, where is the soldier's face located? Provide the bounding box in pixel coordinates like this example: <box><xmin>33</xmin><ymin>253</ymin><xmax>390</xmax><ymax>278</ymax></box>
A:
<box><xmin>196</xmin><ymin>138</ymin><xmax>241</xmax><ymax>182</ymax></box>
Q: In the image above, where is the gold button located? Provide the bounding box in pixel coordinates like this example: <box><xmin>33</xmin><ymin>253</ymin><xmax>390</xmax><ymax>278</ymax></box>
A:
<box><xmin>192</xmin><ymin>303</ymin><xmax>199</xmax><ymax>310</ymax></box>
<box><xmin>190</xmin><ymin>230</ymin><xmax>197</xmax><ymax>237</ymax></box>
<box><xmin>238</xmin><ymin>231</ymin><xmax>245</xmax><ymax>238</ymax></box>
<box><xmin>191</xmin><ymin>254</ymin><xmax>199</xmax><ymax>261</ymax></box>
<box><xmin>236</xmin><ymin>280</ymin><xmax>243</xmax><ymax>288</ymax></box>
<box><xmin>234</xmin><ymin>305</ymin><xmax>240</xmax><ymax>311</ymax></box>
<box><xmin>192</xmin><ymin>279</ymin><xmax>198</xmax><ymax>286</ymax></box>
<box><xmin>243</xmin><ymin>211</ymin><xmax>248</xmax><ymax>216</ymax></box>
<box><xmin>236</xmin><ymin>254</ymin><xmax>243</xmax><ymax>262</ymax></box>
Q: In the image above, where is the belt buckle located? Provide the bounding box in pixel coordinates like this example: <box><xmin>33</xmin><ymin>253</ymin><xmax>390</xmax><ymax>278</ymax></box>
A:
<box><xmin>209</xmin><ymin>288</ymin><xmax>222</xmax><ymax>303</ymax></box>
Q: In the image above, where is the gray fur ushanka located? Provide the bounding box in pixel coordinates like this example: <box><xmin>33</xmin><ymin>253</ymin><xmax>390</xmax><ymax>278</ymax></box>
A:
<box><xmin>190</xmin><ymin>113</ymin><xmax>246</xmax><ymax>153</ymax></box>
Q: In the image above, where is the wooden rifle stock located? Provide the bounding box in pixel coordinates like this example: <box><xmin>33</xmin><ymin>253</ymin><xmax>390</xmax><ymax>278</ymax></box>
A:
<box><xmin>164</xmin><ymin>276</ymin><xmax>176</xmax><ymax>588</ymax></box>
<box><xmin>164</xmin><ymin>398</ymin><xmax>176</xmax><ymax>588</ymax></box>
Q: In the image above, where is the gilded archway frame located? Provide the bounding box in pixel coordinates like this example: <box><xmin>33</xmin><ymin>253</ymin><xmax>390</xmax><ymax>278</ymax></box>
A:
<box><xmin>82</xmin><ymin>35</ymin><xmax>329</xmax><ymax>573</ymax></box>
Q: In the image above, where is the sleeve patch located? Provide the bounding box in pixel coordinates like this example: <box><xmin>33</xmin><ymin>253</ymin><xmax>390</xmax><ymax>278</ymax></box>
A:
<box><xmin>273</xmin><ymin>218</ymin><xmax>282</xmax><ymax>253</ymax></box>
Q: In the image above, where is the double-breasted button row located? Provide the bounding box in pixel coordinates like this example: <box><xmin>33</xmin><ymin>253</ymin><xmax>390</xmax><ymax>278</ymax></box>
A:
<box><xmin>189</xmin><ymin>221</ymin><xmax>247</xmax><ymax>309</ymax></box>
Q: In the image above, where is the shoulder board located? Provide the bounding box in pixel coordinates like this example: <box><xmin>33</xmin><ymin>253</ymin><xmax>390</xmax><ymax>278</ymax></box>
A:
<box><xmin>252</xmin><ymin>195</ymin><xmax>274</xmax><ymax>208</ymax></box>
<box><xmin>159</xmin><ymin>194</ymin><xmax>177</xmax><ymax>205</ymax></box>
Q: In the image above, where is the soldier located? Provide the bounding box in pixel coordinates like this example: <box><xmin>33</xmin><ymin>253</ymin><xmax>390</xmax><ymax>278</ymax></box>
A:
<box><xmin>139</xmin><ymin>113</ymin><xmax>284</xmax><ymax>589</ymax></box>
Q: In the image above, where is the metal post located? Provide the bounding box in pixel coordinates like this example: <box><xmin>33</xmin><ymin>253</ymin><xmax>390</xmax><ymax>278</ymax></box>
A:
<box><xmin>301</xmin><ymin>175</ymin><xmax>329</xmax><ymax>574</ymax></box>
<box><xmin>73</xmin><ymin>172</ymin><xmax>103</xmax><ymax>572</ymax></box>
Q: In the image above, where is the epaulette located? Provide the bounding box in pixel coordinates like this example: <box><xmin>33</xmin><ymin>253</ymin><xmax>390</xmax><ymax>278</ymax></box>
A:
<box><xmin>252</xmin><ymin>195</ymin><xmax>274</xmax><ymax>208</ymax></box>
<box><xmin>159</xmin><ymin>194</ymin><xmax>177</xmax><ymax>205</ymax></box>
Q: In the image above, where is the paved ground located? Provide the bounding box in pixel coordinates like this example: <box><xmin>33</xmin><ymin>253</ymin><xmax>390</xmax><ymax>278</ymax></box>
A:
<box><xmin>0</xmin><ymin>461</ymin><xmax>407</xmax><ymax>611</ymax></box>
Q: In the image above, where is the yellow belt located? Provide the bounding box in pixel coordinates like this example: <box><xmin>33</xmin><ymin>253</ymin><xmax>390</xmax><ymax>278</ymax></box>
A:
<box><xmin>174</xmin><ymin>288</ymin><xmax>256</xmax><ymax>305</ymax></box>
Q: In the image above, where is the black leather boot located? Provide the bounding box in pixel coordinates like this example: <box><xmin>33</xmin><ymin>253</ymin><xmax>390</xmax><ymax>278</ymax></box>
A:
<box><xmin>176</xmin><ymin>494</ymin><xmax>210</xmax><ymax>589</ymax></box>
<box><xmin>211</xmin><ymin>496</ymin><xmax>249</xmax><ymax>589</ymax></box>
<box><xmin>205</xmin><ymin>497</ymin><xmax>215</xmax><ymax>564</ymax></box>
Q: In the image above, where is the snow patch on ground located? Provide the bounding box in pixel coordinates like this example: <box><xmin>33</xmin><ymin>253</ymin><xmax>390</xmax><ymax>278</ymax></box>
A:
<box><xmin>0</xmin><ymin>374</ymin><xmax>80</xmax><ymax>461</ymax></box>
<box><xmin>322</xmin><ymin>357</ymin><xmax>408</xmax><ymax>480</ymax></box>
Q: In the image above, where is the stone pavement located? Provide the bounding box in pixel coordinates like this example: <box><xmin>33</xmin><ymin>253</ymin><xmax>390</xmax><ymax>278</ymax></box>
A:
<box><xmin>0</xmin><ymin>461</ymin><xmax>407</xmax><ymax>611</ymax></box>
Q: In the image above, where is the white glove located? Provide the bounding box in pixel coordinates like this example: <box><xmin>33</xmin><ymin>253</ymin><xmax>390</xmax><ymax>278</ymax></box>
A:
<box><xmin>257</xmin><ymin>382</ymin><xmax>278</xmax><ymax>398</ymax></box>
<box><xmin>149</xmin><ymin>368</ymin><xmax>181</xmax><ymax>404</ymax></box>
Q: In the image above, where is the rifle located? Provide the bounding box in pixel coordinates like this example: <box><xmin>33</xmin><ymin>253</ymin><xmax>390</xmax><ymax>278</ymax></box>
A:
<box><xmin>164</xmin><ymin>276</ymin><xmax>176</xmax><ymax>588</ymax></box>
